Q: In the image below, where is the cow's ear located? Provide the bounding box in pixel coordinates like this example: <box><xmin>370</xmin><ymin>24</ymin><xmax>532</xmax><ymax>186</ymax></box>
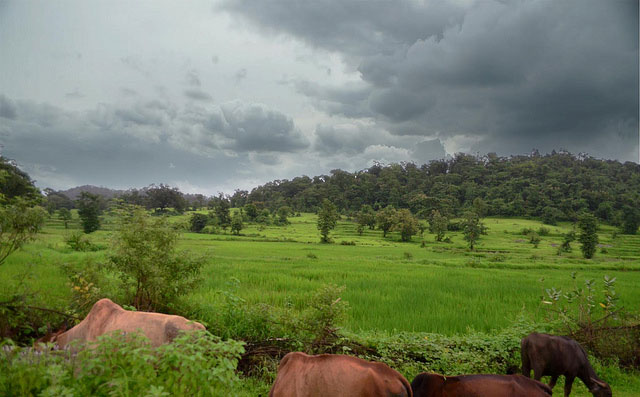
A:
<box><xmin>590</xmin><ymin>378</ymin><xmax>608</xmax><ymax>389</ymax></box>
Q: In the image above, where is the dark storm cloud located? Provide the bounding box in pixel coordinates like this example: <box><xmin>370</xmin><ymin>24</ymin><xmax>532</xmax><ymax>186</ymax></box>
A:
<box><xmin>223</xmin><ymin>0</ymin><xmax>639</xmax><ymax>161</ymax></box>
<box><xmin>216</xmin><ymin>101</ymin><xmax>309</xmax><ymax>152</ymax></box>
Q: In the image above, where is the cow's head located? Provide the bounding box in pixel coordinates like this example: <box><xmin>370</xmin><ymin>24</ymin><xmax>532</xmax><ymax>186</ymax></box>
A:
<box><xmin>590</xmin><ymin>378</ymin><xmax>612</xmax><ymax>397</ymax></box>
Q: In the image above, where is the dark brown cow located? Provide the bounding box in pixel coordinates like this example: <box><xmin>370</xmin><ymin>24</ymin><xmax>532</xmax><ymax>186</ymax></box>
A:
<box><xmin>46</xmin><ymin>298</ymin><xmax>205</xmax><ymax>350</ymax></box>
<box><xmin>269</xmin><ymin>352</ymin><xmax>412</xmax><ymax>397</ymax></box>
<box><xmin>521</xmin><ymin>333</ymin><xmax>611</xmax><ymax>397</ymax></box>
<box><xmin>411</xmin><ymin>372</ymin><xmax>552</xmax><ymax>397</ymax></box>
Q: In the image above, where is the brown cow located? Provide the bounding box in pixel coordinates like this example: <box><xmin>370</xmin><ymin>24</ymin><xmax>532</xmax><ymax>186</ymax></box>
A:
<box><xmin>49</xmin><ymin>298</ymin><xmax>205</xmax><ymax>350</ymax></box>
<box><xmin>521</xmin><ymin>332</ymin><xmax>611</xmax><ymax>397</ymax></box>
<box><xmin>269</xmin><ymin>352</ymin><xmax>412</xmax><ymax>397</ymax></box>
<box><xmin>411</xmin><ymin>373</ymin><xmax>552</xmax><ymax>397</ymax></box>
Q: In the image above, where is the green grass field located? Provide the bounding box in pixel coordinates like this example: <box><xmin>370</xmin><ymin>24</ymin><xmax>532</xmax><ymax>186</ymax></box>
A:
<box><xmin>2</xmin><ymin>212</ymin><xmax>639</xmax><ymax>395</ymax></box>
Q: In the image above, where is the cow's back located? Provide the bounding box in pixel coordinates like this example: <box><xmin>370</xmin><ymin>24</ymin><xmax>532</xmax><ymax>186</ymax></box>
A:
<box><xmin>522</xmin><ymin>333</ymin><xmax>583</xmax><ymax>376</ymax></box>
<box><xmin>269</xmin><ymin>352</ymin><xmax>411</xmax><ymax>397</ymax></box>
<box><xmin>412</xmin><ymin>373</ymin><xmax>551</xmax><ymax>397</ymax></box>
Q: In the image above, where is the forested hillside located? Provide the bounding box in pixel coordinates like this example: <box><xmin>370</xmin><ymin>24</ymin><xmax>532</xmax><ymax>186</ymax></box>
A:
<box><xmin>233</xmin><ymin>152</ymin><xmax>640</xmax><ymax>225</ymax></box>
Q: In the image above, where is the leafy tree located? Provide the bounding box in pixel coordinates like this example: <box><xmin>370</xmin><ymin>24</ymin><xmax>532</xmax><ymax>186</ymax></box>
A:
<box><xmin>276</xmin><ymin>206</ymin><xmax>291</xmax><ymax>225</ymax></box>
<box><xmin>215</xmin><ymin>195</ymin><xmax>231</xmax><ymax>231</ymax></box>
<box><xmin>472</xmin><ymin>197</ymin><xmax>487</xmax><ymax>218</ymax></box>
<box><xmin>58</xmin><ymin>208</ymin><xmax>72</xmax><ymax>229</ymax></box>
<box><xmin>461</xmin><ymin>211</ymin><xmax>487</xmax><ymax>250</ymax></box>
<box><xmin>108</xmin><ymin>207</ymin><xmax>203</xmax><ymax>311</ymax></box>
<box><xmin>231</xmin><ymin>212</ymin><xmax>244</xmax><ymax>235</ymax></box>
<box><xmin>76</xmin><ymin>192</ymin><xmax>102</xmax><ymax>233</ymax></box>
<box><xmin>145</xmin><ymin>184</ymin><xmax>185</xmax><ymax>213</ymax></box>
<box><xmin>244</xmin><ymin>203</ymin><xmax>258</xmax><ymax>221</ymax></box>
<box><xmin>621</xmin><ymin>206</ymin><xmax>639</xmax><ymax>235</ymax></box>
<box><xmin>393</xmin><ymin>209</ymin><xmax>419</xmax><ymax>242</ymax></box>
<box><xmin>376</xmin><ymin>206</ymin><xmax>397</xmax><ymax>237</ymax></box>
<box><xmin>190</xmin><ymin>213</ymin><xmax>209</xmax><ymax>233</ymax></box>
<box><xmin>356</xmin><ymin>205</ymin><xmax>376</xmax><ymax>231</ymax></box>
<box><xmin>317</xmin><ymin>199</ymin><xmax>339</xmax><ymax>243</ymax></box>
<box><xmin>0</xmin><ymin>156</ymin><xmax>41</xmax><ymax>201</ymax></box>
<box><xmin>578</xmin><ymin>213</ymin><xmax>598</xmax><ymax>259</ymax></box>
<box><xmin>256</xmin><ymin>208</ymin><xmax>271</xmax><ymax>225</ymax></box>
<box><xmin>0</xmin><ymin>198</ymin><xmax>46</xmax><ymax>266</ymax></box>
<box><xmin>428</xmin><ymin>210</ymin><xmax>448</xmax><ymax>242</ymax></box>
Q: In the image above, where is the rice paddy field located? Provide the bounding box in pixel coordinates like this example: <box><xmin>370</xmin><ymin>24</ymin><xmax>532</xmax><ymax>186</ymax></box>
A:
<box><xmin>3</xmin><ymin>212</ymin><xmax>639</xmax><ymax>335</ymax></box>
<box><xmin>2</xmin><ymin>211</ymin><xmax>639</xmax><ymax>396</ymax></box>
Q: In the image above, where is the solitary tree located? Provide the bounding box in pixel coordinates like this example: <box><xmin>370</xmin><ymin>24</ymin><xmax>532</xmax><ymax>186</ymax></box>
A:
<box><xmin>376</xmin><ymin>206</ymin><xmax>397</xmax><ymax>237</ymax></box>
<box><xmin>58</xmin><ymin>208</ymin><xmax>72</xmax><ymax>229</ymax></box>
<box><xmin>429</xmin><ymin>209</ymin><xmax>448</xmax><ymax>242</ymax></box>
<box><xmin>578</xmin><ymin>213</ymin><xmax>598</xmax><ymax>259</ymax></box>
<box><xmin>215</xmin><ymin>195</ymin><xmax>231</xmax><ymax>231</ymax></box>
<box><xmin>189</xmin><ymin>213</ymin><xmax>209</xmax><ymax>233</ymax></box>
<box><xmin>76</xmin><ymin>192</ymin><xmax>102</xmax><ymax>233</ymax></box>
<box><xmin>393</xmin><ymin>209</ymin><xmax>419</xmax><ymax>242</ymax></box>
<box><xmin>231</xmin><ymin>212</ymin><xmax>244</xmax><ymax>235</ymax></box>
<box><xmin>461</xmin><ymin>211</ymin><xmax>487</xmax><ymax>250</ymax></box>
<box><xmin>357</xmin><ymin>205</ymin><xmax>376</xmax><ymax>230</ymax></box>
<box><xmin>317</xmin><ymin>199</ymin><xmax>339</xmax><ymax>243</ymax></box>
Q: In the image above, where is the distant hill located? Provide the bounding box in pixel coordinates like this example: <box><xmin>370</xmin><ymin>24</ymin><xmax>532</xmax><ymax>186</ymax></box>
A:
<box><xmin>58</xmin><ymin>185</ymin><xmax>125</xmax><ymax>200</ymax></box>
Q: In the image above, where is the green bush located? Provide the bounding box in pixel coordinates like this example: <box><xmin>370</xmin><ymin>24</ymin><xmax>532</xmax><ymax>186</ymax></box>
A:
<box><xmin>64</xmin><ymin>231</ymin><xmax>93</xmax><ymax>252</ymax></box>
<box><xmin>0</xmin><ymin>330</ymin><xmax>244</xmax><ymax>396</ymax></box>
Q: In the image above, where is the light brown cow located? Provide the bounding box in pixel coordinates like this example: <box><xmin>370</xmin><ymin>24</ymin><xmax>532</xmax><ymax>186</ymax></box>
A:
<box><xmin>50</xmin><ymin>298</ymin><xmax>205</xmax><ymax>350</ymax></box>
<box><xmin>269</xmin><ymin>352</ymin><xmax>412</xmax><ymax>397</ymax></box>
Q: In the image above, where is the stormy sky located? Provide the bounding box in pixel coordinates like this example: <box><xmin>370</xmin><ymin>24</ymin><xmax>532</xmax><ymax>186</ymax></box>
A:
<box><xmin>0</xmin><ymin>0</ymin><xmax>637</xmax><ymax>194</ymax></box>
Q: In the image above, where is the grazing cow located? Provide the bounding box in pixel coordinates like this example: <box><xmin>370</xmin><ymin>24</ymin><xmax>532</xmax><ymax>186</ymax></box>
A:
<box><xmin>50</xmin><ymin>298</ymin><xmax>205</xmax><ymax>350</ymax></box>
<box><xmin>269</xmin><ymin>352</ymin><xmax>412</xmax><ymax>397</ymax></box>
<box><xmin>521</xmin><ymin>332</ymin><xmax>611</xmax><ymax>397</ymax></box>
<box><xmin>411</xmin><ymin>372</ymin><xmax>552</xmax><ymax>397</ymax></box>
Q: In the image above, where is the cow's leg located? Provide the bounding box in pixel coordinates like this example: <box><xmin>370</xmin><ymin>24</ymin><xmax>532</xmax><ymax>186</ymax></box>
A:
<box><xmin>521</xmin><ymin>357</ymin><xmax>531</xmax><ymax>378</ymax></box>
<box><xmin>548</xmin><ymin>375</ymin><xmax>558</xmax><ymax>390</ymax></box>
<box><xmin>532</xmin><ymin>366</ymin><xmax>544</xmax><ymax>382</ymax></box>
<box><xmin>564</xmin><ymin>376</ymin><xmax>575</xmax><ymax>397</ymax></box>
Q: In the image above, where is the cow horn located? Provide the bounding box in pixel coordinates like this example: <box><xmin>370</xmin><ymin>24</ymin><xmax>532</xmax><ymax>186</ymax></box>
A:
<box><xmin>590</xmin><ymin>378</ymin><xmax>608</xmax><ymax>388</ymax></box>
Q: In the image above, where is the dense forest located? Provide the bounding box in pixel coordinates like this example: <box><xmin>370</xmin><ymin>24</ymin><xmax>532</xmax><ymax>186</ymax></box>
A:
<box><xmin>232</xmin><ymin>151</ymin><xmax>640</xmax><ymax>225</ymax></box>
<box><xmin>34</xmin><ymin>151</ymin><xmax>640</xmax><ymax>228</ymax></box>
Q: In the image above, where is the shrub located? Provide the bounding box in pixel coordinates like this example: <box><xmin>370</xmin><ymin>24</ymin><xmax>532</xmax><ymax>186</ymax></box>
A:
<box><xmin>542</xmin><ymin>273</ymin><xmax>640</xmax><ymax>368</ymax></box>
<box><xmin>64</xmin><ymin>231</ymin><xmax>93</xmax><ymax>252</ymax></box>
<box><xmin>403</xmin><ymin>251</ymin><xmax>413</xmax><ymax>260</ymax></box>
<box><xmin>529</xmin><ymin>232</ymin><xmax>541</xmax><ymax>248</ymax></box>
<box><xmin>578</xmin><ymin>213</ymin><xmax>598</xmax><ymax>259</ymax></box>
<box><xmin>0</xmin><ymin>330</ymin><xmax>244</xmax><ymax>396</ymax></box>
<box><xmin>537</xmin><ymin>226</ymin><xmax>550</xmax><ymax>236</ymax></box>
<box><xmin>340</xmin><ymin>240</ymin><xmax>356</xmax><ymax>246</ymax></box>
<box><xmin>108</xmin><ymin>206</ymin><xmax>204</xmax><ymax>311</ymax></box>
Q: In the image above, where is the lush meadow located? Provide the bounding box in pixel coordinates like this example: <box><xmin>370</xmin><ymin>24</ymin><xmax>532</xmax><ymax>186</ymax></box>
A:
<box><xmin>2</xmin><ymin>211</ymin><xmax>639</xmax><ymax>395</ymax></box>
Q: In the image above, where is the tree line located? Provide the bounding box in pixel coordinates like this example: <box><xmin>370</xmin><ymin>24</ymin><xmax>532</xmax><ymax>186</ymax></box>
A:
<box><xmin>230</xmin><ymin>151</ymin><xmax>640</xmax><ymax>231</ymax></box>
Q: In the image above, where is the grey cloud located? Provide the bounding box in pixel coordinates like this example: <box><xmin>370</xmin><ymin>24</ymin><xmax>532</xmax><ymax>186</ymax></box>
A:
<box><xmin>295</xmin><ymin>81</ymin><xmax>371</xmax><ymax>118</ymax></box>
<box><xmin>185</xmin><ymin>70</ymin><xmax>201</xmax><ymax>87</ymax></box>
<box><xmin>313</xmin><ymin>122</ymin><xmax>417</xmax><ymax>156</ymax></box>
<box><xmin>0</xmin><ymin>95</ymin><xmax>307</xmax><ymax>190</ymax></box>
<box><xmin>217</xmin><ymin>101</ymin><xmax>308</xmax><ymax>152</ymax></box>
<box><xmin>0</xmin><ymin>95</ymin><xmax>17</xmax><ymax>119</ymax></box>
<box><xmin>220</xmin><ymin>0</ymin><xmax>465</xmax><ymax>58</ymax></box>
<box><xmin>224</xmin><ymin>0</ymin><xmax>639</xmax><ymax>162</ymax></box>
<box><xmin>184</xmin><ymin>89</ymin><xmax>213</xmax><ymax>101</ymax></box>
<box><xmin>411</xmin><ymin>139</ymin><xmax>447</xmax><ymax>163</ymax></box>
